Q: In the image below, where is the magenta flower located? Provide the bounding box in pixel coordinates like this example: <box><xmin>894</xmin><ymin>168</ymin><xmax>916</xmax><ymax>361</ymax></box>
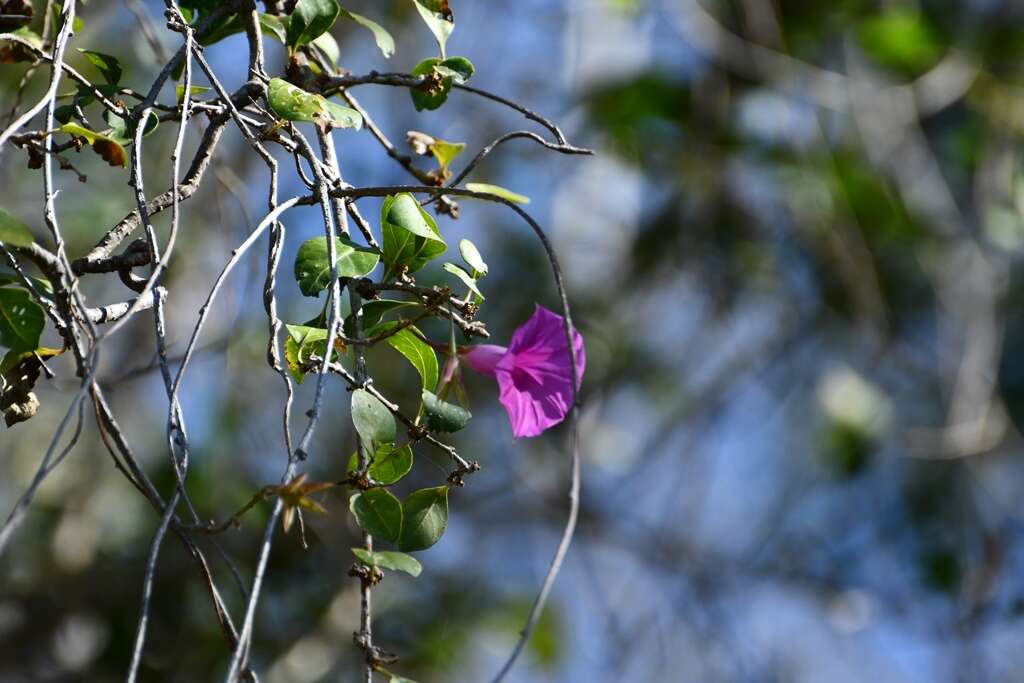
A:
<box><xmin>463</xmin><ymin>305</ymin><xmax>585</xmax><ymax>438</ymax></box>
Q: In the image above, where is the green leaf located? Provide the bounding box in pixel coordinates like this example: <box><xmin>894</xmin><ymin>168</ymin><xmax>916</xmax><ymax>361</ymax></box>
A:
<box><xmin>422</xmin><ymin>390</ymin><xmax>471</xmax><ymax>433</ymax></box>
<box><xmin>259</xmin><ymin>13</ymin><xmax>288</xmax><ymax>43</ymax></box>
<box><xmin>858</xmin><ymin>9</ymin><xmax>943</xmax><ymax>75</ymax></box>
<box><xmin>459</xmin><ymin>238</ymin><xmax>487</xmax><ymax>276</ymax></box>
<box><xmin>77</xmin><ymin>49</ymin><xmax>122</xmax><ymax>85</ymax></box>
<box><xmin>284</xmin><ymin>324</ymin><xmax>347</xmax><ymax>382</ymax></box>
<box><xmin>287</xmin><ymin>0</ymin><xmax>341</xmax><ymax>49</ymax></box>
<box><xmin>0</xmin><ymin>346</ymin><xmax>62</xmax><ymax>376</ymax></box>
<box><xmin>381</xmin><ymin>325</ymin><xmax>438</xmax><ymax>391</ymax></box>
<box><xmin>267</xmin><ymin>77</ymin><xmax>329</xmax><ymax>122</ymax></box>
<box><xmin>364</xmin><ymin>300</ymin><xmax>419</xmax><ymax>328</ymax></box>
<box><xmin>370</xmin><ymin>443</ymin><xmax>414</xmax><ymax>485</ymax></box>
<box><xmin>0</xmin><ymin>288</ymin><xmax>44</xmax><ymax>352</ymax></box>
<box><xmin>0</xmin><ymin>208</ymin><xmax>34</xmax><ymax>247</ymax></box>
<box><xmin>409</xmin><ymin>57</ymin><xmax>451</xmax><ymax>111</ymax></box>
<box><xmin>465</xmin><ymin>183</ymin><xmax>531</xmax><ymax>204</ymax></box>
<box><xmin>51</xmin><ymin>4</ymin><xmax>84</xmax><ymax>34</ymax></box>
<box><xmin>383</xmin><ymin>193</ymin><xmax>438</xmax><ymax>240</ymax></box>
<box><xmin>3</xmin><ymin>26</ymin><xmax>43</xmax><ymax>51</ymax></box>
<box><xmin>399</xmin><ymin>486</ymin><xmax>448</xmax><ymax>552</ymax></box>
<box><xmin>294</xmin><ymin>236</ymin><xmax>379</xmax><ymax>297</ymax></box>
<box><xmin>319</xmin><ymin>98</ymin><xmax>362</xmax><ymax>129</ymax></box>
<box><xmin>350</xmin><ymin>488</ymin><xmax>402</xmax><ymax>542</ymax></box>
<box><xmin>351</xmin><ymin>388</ymin><xmax>396</xmax><ymax>447</ymax></box>
<box><xmin>284</xmin><ymin>336</ymin><xmax>305</xmax><ymax>383</ymax></box>
<box><xmin>267</xmin><ymin>78</ymin><xmax>362</xmax><ymax>130</ymax></box>
<box><xmin>443</xmin><ymin>262</ymin><xmax>484</xmax><ymax>300</ymax></box>
<box><xmin>352</xmin><ymin>548</ymin><xmax>422</xmax><ymax>577</ymax></box>
<box><xmin>343</xmin><ymin>300</ymin><xmax>419</xmax><ymax>338</ymax></box>
<box><xmin>412</xmin><ymin>0</ymin><xmax>454</xmax><ymax>58</ymax></box>
<box><xmin>175</xmin><ymin>84</ymin><xmax>211</xmax><ymax>103</ymax></box>
<box><xmin>381</xmin><ymin>194</ymin><xmax>446</xmax><ymax>276</ymax></box>
<box><xmin>430</xmin><ymin>138</ymin><xmax>465</xmax><ymax>174</ymax></box>
<box><xmin>436</xmin><ymin>56</ymin><xmax>473</xmax><ymax>83</ymax></box>
<box><xmin>73</xmin><ymin>82</ymin><xmax>119</xmax><ymax>106</ymax></box>
<box><xmin>195</xmin><ymin>14</ymin><xmax>245</xmax><ymax>47</ymax></box>
<box><xmin>312</xmin><ymin>31</ymin><xmax>340</xmax><ymax>67</ymax></box>
<box><xmin>58</xmin><ymin>123</ymin><xmax>127</xmax><ymax>167</ymax></box>
<box><xmin>103</xmin><ymin>109</ymin><xmax>158</xmax><ymax>144</ymax></box>
<box><xmin>0</xmin><ymin>271</ymin><xmax>51</xmax><ymax>297</ymax></box>
<box><xmin>340</xmin><ymin>10</ymin><xmax>395</xmax><ymax>58</ymax></box>
<box><xmin>389</xmin><ymin>677</ymin><xmax>418</xmax><ymax>683</ymax></box>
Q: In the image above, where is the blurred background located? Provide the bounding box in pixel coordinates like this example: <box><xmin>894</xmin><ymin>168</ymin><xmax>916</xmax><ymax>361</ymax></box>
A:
<box><xmin>6</xmin><ymin>0</ymin><xmax>1024</xmax><ymax>681</ymax></box>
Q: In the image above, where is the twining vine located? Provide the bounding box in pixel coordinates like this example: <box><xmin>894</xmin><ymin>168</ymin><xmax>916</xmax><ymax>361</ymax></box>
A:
<box><xmin>0</xmin><ymin>1</ymin><xmax>589</xmax><ymax>681</ymax></box>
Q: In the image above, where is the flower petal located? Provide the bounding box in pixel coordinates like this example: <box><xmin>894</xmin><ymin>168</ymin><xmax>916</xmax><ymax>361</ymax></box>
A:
<box><xmin>462</xmin><ymin>344</ymin><xmax>507</xmax><ymax>377</ymax></box>
<box><xmin>496</xmin><ymin>368</ymin><xmax>569</xmax><ymax>438</ymax></box>
<box><xmin>476</xmin><ymin>305</ymin><xmax>585</xmax><ymax>438</ymax></box>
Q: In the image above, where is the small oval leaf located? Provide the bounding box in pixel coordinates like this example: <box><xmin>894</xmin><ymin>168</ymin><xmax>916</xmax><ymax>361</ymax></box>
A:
<box><xmin>294</xmin><ymin>236</ymin><xmax>379</xmax><ymax>297</ymax></box>
<box><xmin>352</xmin><ymin>548</ymin><xmax>422</xmax><ymax>577</ymax></box>
<box><xmin>459</xmin><ymin>238</ymin><xmax>487</xmax><ymax>276</ymax></box>
<box><xmin>465</xmin><ymin>183</ymin><xmax>530</xmax><ymax>204</ymax></box>
<box><xmin>351</xmin><ymin>388</ymin><xmax>396</xmax><ymax>447</ymax></box>
<box><xmin>350</xmin><ymin>488</ymin><xmax>403</xmax><ymax>542</ymax></box>
<box><xmin>421</xmin><ymin>390</ymin><xmax>471</xmax><ymax>433</ymax></box>
<box><xmin>399</xmin><ymin>486</ymin><xmax>448</xmax><ymax>552</ymax></box>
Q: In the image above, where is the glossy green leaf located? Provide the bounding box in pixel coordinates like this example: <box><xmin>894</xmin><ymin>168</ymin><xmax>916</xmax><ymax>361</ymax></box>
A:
<box><xmin>459</xmin><ymin>238</ymin><xmax>487</xmax><ymax>276</ymax></box>
<box><xmin>351</xmin><ymin>388</ymin><xmax>396</xmax><ymax>447</ymax></box>
<box><xmin>350</xmin><ymin>488</ymin><xmax>402</xmax><ymax>542</ymax></box>
<box><xmin>77</xmin><ymin>49</ymin><xmax>121</xmax><ymax>85</ymax></box>
<box><xmin>436</xmin><ymin>55</ymin><xmax>473</xmax><ymax>83</ymax></box>
<box><xmin>412</xmin><ymin>0</ymin><xmax>454</xmax><ymax>58</ymax></box>
<box><xmin>399</xmin><ymin>486</ymin><xmax>448</xmax><ymax>552</ymax></box>
<box><xmin>0</xmin><ymin>288</ymin><xmax>44</xmax><ymax>352</ymax></box>
<box><xmin>422</xmin><ymin>390</ymin><xmax>471</xmax><ymax>433</ymax></box>
<box><xmin>104</xmin><ymin>109</ymin><xmax>158</xmax><ymax>144</ymax></box>
<box><xmin>381</xmin><ymin>194</ymin><xmax>446</xmax><ymax>276</ymax></box>
<box><xmin>382</xmin><ymin>325</ymin><xmax>438</xmax><ymax>391</ymax></box>
<box><xmin>286</xmin><ymin>0</ymin><xmax>341</xmax><ymax>49</ymax></box>
<box><xmin>340</xmin><ymin>10</ymin><xmax>395</xmax><ymax>58</ymax></box>
<box><xmin>294</xmin><ymin>236</ymin><xmax>379</xmax><ymax>297</ymax></box>
<box><xmin>267</xmin><ymin>77</ymin><xmax>362</xmax><ymax>130</ymax></box>
<box><xmin>259</xmin><ymin>13</ymin><xmax>287</xmax><ymax>43</ymax></box>
<box><xmin>370</xmin><ymin>443</ymin><xmax>414</xmax><ymax>485</ymax></box>
<box><xmin>465</xmin><ymin>182</ymin><xmax>531</xmax><ymax>204</ymax></box>
<box><xmin>0</xmin><ymin>208</ymin><xmax>33</xmax><ymax>247</ymax></box>
<box><xmin>443</xmin><ymin>262</ymin><xmax>484</xmax><ymax>300</ymax></box>
<box><xmin>267</xmin><ymin>77</ymin><xmax>328</xmax><ymax>122</ymax></box>
<box><xmin>312</xmin><ymin>31</ymin><xmax>340</xmax><ymax>66</ymax></box>
<box><xmin>384</xmin><ymin>193</ymin><xmax>437</xmax><ymax>240</ymax></box>
<box><xmin>319</xmin><ymin>98</ymin><xmax>362</xmax><ymax>129</ymax></box>
<box><xmin>352</xmin><ymin>548</ymin><xmax>422</xmax><ymax>577</ymax></box>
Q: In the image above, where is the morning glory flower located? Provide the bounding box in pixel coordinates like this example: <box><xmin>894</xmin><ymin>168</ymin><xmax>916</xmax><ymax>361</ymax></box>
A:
<box><xmin>463</xmin><ymin>304</ymin><xmax>585</xmax><ymax>438</ymax></box>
